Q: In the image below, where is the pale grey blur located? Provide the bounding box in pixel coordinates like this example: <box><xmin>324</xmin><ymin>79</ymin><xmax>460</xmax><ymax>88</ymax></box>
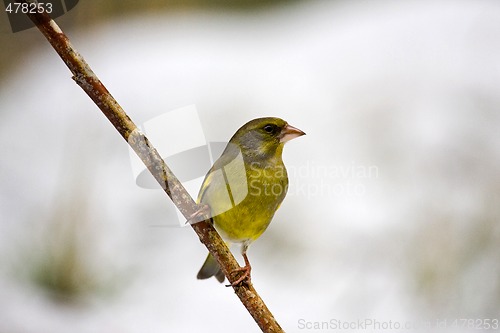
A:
<box><xmin>1</xmin><ymin>1</ymin><xmax>499</xmax><ymax>332</ymax></box>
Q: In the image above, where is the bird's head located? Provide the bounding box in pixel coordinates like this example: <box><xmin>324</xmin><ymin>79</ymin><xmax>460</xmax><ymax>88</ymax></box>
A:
<box><xmin>228</xmin><ymin>117</ymin><xmax>305</xmax><ymax>162</ymax></box>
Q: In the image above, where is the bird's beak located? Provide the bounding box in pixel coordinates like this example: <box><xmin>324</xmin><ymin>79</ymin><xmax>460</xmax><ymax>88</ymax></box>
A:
<box><xmin>279</xmin><ymin>124</ymin><xmax>306</xmax><ymax>143</ymax></box>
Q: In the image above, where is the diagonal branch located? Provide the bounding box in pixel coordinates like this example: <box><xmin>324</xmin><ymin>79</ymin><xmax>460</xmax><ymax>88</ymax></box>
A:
<box><xmin>22</xmin><ymin>2</ymin><xmax>284</xmax><ymax>332</ymax></box>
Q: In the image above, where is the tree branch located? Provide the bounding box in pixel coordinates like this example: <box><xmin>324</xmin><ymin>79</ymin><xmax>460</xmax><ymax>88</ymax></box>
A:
<box><xmin>22</xmin><ymin>2</ymin><xmax>283</xmax><ymax>332</ymax></box>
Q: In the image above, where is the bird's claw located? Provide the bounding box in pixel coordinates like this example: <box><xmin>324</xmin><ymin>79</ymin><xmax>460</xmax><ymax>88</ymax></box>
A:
<box><xmin>185</xmin><ymin>204</ymin><xmax>211</xmax><ymax>225</ymax></box>
<box><xmin>225</xmin><ymin>265</ymin><xmax>251</xmax><ymax>287</ymax></box>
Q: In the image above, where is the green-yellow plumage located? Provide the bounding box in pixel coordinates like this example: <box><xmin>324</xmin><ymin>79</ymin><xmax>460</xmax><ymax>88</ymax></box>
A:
<box><xmin>196</xmin><ymin>117</ymin><xmax>305</xmax><ymax>285</ymax></box>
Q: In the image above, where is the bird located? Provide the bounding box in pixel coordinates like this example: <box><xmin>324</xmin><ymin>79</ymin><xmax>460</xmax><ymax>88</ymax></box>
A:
<box><xmin>194</xmin><ymin>117</ymin><xmax>305</xmax><ymax>286</ymax></box>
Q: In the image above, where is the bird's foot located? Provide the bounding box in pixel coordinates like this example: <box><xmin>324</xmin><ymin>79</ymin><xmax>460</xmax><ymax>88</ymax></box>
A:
<box><xmin>185</xmin><ymin>204</ymin><xmax>211</xmax><ymax>225</ymax></box>
<box><xmin>226</xmin><ymin>264</ymin><xmax>251</xmax><ymax>287</ymax></box>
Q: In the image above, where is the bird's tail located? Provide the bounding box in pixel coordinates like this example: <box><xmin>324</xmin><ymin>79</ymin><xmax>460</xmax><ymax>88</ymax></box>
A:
<box><xmin>197</xmin><ymin>253</ymin><xmax>225</xmax><ymax>283</ymax></box>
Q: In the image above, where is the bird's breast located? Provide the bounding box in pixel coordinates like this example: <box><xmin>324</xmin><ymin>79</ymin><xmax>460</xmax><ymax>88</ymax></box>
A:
<box><xmin>209</xmin><ymin>161</ymin><xmax>289</xmax><ymax>243</ymax></box>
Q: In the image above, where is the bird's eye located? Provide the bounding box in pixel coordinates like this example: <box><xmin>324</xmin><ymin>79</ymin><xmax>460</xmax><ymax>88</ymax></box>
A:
<box><xmin>263</xmin><ymin>124</ymin><xmax>278</xmax><ymax>134</ymax></box>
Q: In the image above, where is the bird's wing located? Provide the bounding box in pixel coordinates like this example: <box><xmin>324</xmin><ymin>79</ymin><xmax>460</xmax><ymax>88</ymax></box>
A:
<box><xmin>196</xmin><ymin>142</ymin><xmax>242</xmax><ymax>204</ymax></box>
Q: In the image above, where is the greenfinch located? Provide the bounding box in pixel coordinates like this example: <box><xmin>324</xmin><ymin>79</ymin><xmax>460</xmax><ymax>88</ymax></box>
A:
<box><xmin>195</xmin><ymin>117</ymin><xmax>305</xmax><ymax>286</ymax></box>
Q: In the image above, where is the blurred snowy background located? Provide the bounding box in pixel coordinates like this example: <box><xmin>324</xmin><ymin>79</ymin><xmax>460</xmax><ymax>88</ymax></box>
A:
<box><xmin>1</xmin><ymin>0</ymin><xmax>500</xmax><ymax>332</ymax></box>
